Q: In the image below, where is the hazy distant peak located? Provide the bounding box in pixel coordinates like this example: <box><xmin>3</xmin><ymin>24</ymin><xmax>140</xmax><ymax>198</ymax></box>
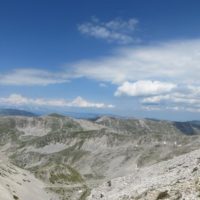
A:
<box><xmin>0</xmin><ymin>108</ymin><xmax>37</xmax><ymax>117</ymax></box>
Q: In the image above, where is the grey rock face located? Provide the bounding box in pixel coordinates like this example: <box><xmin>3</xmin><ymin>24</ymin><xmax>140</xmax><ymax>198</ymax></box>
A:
<box><xmin>0</xmin><ymin>115</ymin><xmax>200</xmax><ymax>199</ymax></box>
<box><xmin>88</xmin><ymin>149</ymin><xmax>200</xmax><ymax>200</ymax></box>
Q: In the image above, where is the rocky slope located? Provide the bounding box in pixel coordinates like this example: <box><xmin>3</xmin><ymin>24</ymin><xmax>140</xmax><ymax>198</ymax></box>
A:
<box><xmin>0</xmin><ymin>152</ymin><xmax>58</xmax><ymax>200</ymax></box>
<box><xmin>88</xmin><ymin>148</ymin><xmax>200</xmax><ymax>200</ymax></box>
<box><xmin>0</xmin><ymin>114</ymin><xmax>200</xmax><ymax>199</ymax></box>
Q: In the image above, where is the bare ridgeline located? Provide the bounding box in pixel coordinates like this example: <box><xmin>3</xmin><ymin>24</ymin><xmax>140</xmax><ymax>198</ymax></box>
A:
<box><xmin>1</xmin><ymin>111</ymin><xmax>200</xmax><ymax>200</ymax></box>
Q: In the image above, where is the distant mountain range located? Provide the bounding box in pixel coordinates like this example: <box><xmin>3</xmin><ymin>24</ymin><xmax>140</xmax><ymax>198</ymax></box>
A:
<box><xmin>0</xmin><ymin>108</ymin><xmax>120</xmax><ymax>120</ymax></box>
<box><xmin>0</xmin><ymin>108</ymin><xmax>37</xmax><ymax>117</ymax></box>
<box><xmin>1</xmin><ymin>111</ymin><xmax>200</xmax><ymax>199</ymax></box>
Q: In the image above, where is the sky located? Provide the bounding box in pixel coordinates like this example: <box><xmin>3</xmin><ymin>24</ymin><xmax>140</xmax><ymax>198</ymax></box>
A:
<box><xmin>1</xmin><ymin>0</ymin><xmax>200</xmax><ymax>121</ymax></box>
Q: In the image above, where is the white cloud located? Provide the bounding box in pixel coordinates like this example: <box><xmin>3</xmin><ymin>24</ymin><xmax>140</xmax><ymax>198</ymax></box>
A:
<box><xmin>0</xmin><ymin>69</ymin><xmax>68</xmax><ymax>86</ymax></box>
<box><xmin>70</xmin><ymin>38</ymin><xmax>200</xmax><ymax>112</ymax></box>
<box><xmin>115</xmin><ymin>80</ymin><xmax>176</xmax><ymax>96</ymax></box>
<box><xmin>0</xmin><ymin>94</ymin><xmax>114</xmax><ymax>109</ymax></box>
<box><xmin>78</xmin><ymin>17</ymin><xmax>139</xmax><ymax>44</ymax></box>
<box><xmin>142</xmin><ymin>85</ymin><xmax>200</xmax><ymax>112</ymax></box>
<box><xmin>4</xmin><ymin>39</ymin><xmax>200</xmax><ymax>88</ymax></box>
<box><xmin>72</xmin><ymin>39</ymin><xmax>200</xmax><ymax>85</ymax></box>
<box><xmin>142</xmin><ymin>91</ymin><xmax>200</xmax><ymax>105</ymax></box>
<box><xmin>3</xmin><ymin>38</ymin><xmax>200</xmax><ymax>113</ymax></box>
<box><xmin>142</xmin><ymin>105</ymin><xmax>200</xmax><ymax>113</ymax></box>
<box><xmin>69</xmin><ymin>96</ymin><xmax>114</xmax><ymax>108</ymax></box>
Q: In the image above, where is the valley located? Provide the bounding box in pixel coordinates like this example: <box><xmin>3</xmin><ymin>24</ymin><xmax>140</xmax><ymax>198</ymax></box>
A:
<box><xmin>1</xmin><ymin>113</ymin><xmax>200</xmax><ymax>199</ymax></box>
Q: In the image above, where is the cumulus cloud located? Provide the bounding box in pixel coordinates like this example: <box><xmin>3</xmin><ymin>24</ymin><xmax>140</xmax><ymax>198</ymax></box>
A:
<box><xmin>142</xmin><ymin>85</ymin><xmax>200</xmax><ymax>112</ymax></box>
<box><xmin>72</xmin><ymin>39</ymin><xmax>200</xmax><ymax>85</ymax></box>
<box><xmin>0</xmin><ymin>94</ymin><xmax>114</xmax><ymax>109</ymax></box>
<box><xmin>3</xmin><ymin>38</ymin><xmax>200</xmax><ymax>113</ymax></box>
<box><xmin>4</xmin><ymin>39</ymin><xmax>200</xmax><ymax>88</ymax></box>
<box><xmin>115</xmin><ymin>80</ymin><xmax>176</xmax><ymax>96</ymax></box>
<box><xmin>0</xmin><ymin>69</ymin><xmax>68</xmax><ymax>86</ymax></box>
<box><xmin>70</xmin><ymin>38</ymin><xmax>200</xmax><ymax>112</ymax></box>
<box><xmin>141</xmin><ymin>104</ymin><xmax>200</xmax><ymax>113</ymax></box>
<box><xmin>69</xmin><ymin>96</ymin><xmax>114</xmax><ymax>108</ymax></box>
<box><xmin>78</xmin><ymin>17</ymin><xmax>139</xmax><ymax>44</ymax></box>
<box><xmin>142</xmin><ymin>91</ymin><xmax>200</xmax><ymax>105</ymax></box>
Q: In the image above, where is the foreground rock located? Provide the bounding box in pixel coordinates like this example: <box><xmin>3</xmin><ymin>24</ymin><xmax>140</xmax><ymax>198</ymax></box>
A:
<box><xmin>0</xmin><ymin>156</ymin><xmax>58</xmax><ymax>200</ymax></box>
<box><xmin>88</xmin><ymin>148</ymin><xmax>200</xmax><ymax>200</ymax></box>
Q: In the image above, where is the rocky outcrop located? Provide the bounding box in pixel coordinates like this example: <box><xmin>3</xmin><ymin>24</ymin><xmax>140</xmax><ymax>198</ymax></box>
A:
<box><xmin>1</xmin><ymin>115</ymin><xmax>200</xmax><ymax>199</ymax></box>
<box><xmin>88</xmin><ymin>149</ymin><xmax>200</xmax><ymax>200</ymax></box>
<box><xmin>0</xmin><ymin>154</ymin><xmax>58</xmax><ymax>200</ymax></box>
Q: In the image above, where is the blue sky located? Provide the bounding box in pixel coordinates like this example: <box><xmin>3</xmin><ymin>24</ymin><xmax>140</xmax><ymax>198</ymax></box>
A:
<box><xmin>1</xmin><ymin>0</ymin><xmax>200</xmax><ymax>120</ymax></box>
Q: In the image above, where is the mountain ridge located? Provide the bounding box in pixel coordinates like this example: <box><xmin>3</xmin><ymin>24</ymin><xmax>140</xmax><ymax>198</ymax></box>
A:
<box><xmin>0</xmin><ymin>108</ymin><xmax>37</xmax><ymax>117</ymax></box>
<box><xmin>1</xmin><ymin>114</ymin><xmax>200</xmax><ymax>199</ymax></box>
